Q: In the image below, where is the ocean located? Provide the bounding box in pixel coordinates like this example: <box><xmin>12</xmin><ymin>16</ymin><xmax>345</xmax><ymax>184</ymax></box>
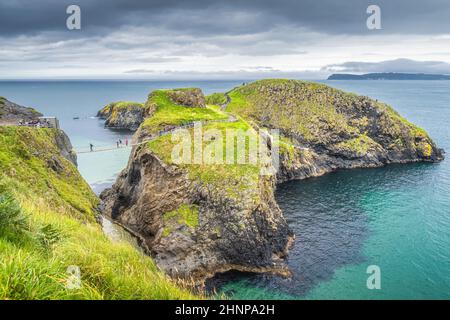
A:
<box><xmin>1</xmin><ymin>79</ymin><xmax>448</xmax><ymax>299</ymax></box>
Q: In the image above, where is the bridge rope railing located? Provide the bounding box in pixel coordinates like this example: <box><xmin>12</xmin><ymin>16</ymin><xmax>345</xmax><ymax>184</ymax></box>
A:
<box><xmin>74</xmin><ymin>116</ymin><xmax>239</xmax><ymax>154</ymax></box>
<box><xmin>74</xmin><ymin>112</ymin><xmax>309</xmax><ymax>154</ymax></box>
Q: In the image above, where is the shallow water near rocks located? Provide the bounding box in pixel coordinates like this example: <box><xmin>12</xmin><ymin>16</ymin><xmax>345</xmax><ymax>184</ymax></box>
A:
<box><xmin>1</xmin><ymin>79</ymin><xmax>449</xmax><ymax>299</ymax></box>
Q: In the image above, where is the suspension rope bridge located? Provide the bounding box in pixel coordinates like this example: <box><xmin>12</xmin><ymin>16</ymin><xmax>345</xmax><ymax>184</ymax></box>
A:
<box><xmin>75</xmin><ymin>123</ymin><xmax>195</xmax><ymax>154</ymax></box>
<box><xmin>74</xmin><ymin>116</ymin><xmax>238</xmax><ymax>154</ymax></box>
<box><xmin>74</xmin><ymin>115</ymin><xmax>309</xmax><ymax>155</ymax></box>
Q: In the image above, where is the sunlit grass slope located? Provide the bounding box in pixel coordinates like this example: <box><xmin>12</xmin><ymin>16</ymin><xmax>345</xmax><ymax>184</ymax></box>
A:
<box><xmin>0</xmin><ymin>126</ymin><xmax>197</xmax><ymax>300</ymax></box>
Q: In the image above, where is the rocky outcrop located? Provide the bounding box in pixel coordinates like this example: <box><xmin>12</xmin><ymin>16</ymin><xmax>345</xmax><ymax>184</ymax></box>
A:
<box><xmin>97</xmin><ymin>101</ymin><xmax>152</xmax><ymax>131</ymax></box>
<box><xmin>100</xmin><ymin>79</ymin><xmax>444</xmax><ymax>284</ymax></box>
<box><xmin>0</xmin><ymin>97</ymin><xmax>42</xmax><ymax>124</ymax></box>
<box><xmin>167</xmin><ymin>88</ymin><xmax>206</xmax><ymax>108</ymax></box>
<box><xmin>225</xmin><ymin>79</ymin><xmax>444</xmax><ymax>182</ymax></box>
<box><xmin>101</xmin><ymin>144</ymin><xmax>293</xmax><ymax>282</ymax></box>
<box><xmin>97</xmin><ymin>89</ymin><xmax>208</xmax><ymax>132</ymax></box>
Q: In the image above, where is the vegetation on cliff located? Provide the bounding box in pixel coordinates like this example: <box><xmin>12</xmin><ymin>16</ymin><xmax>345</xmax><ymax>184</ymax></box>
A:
<box><xmin>141</xmin><ymin>89</ymin><xmax>228</xmax><ymax>134</ymax></box>
<box><xmin>0</xmin><ymin>126</ymin><xmax>196</xmax><ymax>299</ymax></box>
<box><xmin>139</xmin><ymin>89</ymin><xmax>269</xmax><ymax>239</ymax></box>
<box><xmin>97</xmin><ymin>101</ymin><xmax>150</xmax><ymax>131</ymax></box>
<box><xmin>101</xmin><ymin>87</ymin><xmax>291</xmax><ymax>281</ymax></box>
<box><xmin>98</xmin><ymin>101</ymin><xmax>145</xmax><ymax>117</ymax></box>
<box><xmin>226</xmin><ymin>79</ymin><xmax>442</xmax><ymax>163</ymax></box>
<box><xmin>205</xmin><ymin>93</ymin><xmax>228</xmax><ymax>106</ymax></box>
<box><xmin>146</xmin><ymin>119</ymin><xmax>262</xmax><ymax>200</ymax></box>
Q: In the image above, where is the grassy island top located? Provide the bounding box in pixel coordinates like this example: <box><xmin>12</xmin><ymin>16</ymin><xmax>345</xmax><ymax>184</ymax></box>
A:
<box><xmin>100</xmin><ymin>101</ymin><xmax>144</xmax><ymax>112</ymax></box>
<box><xmin>225</xmin><ymin>79</ymin><xmax>433</xmax><ymax>156</ymax></box>
<box><xmin>205</xmin><ymin>92</ymin><xmax>228</xmax><ymax>106</ymax></box>
<box><xmin>0</xmin><ymin>126</ymin><xmax>197</xmax><ymax>300</ymax></box>
<box><xmin>142</xmin><ymin>89</ymin><xmax>228</xmax><ymax>134</ymax></box>
<box><xmin>97</xmin><ymin>101</ymin><xmax>146</xmax><ymax>120</ymax></box>
<box><xmin>146</xmin><ymin>119</ymin><xmax>262</xmax><ymax>201</ymax></box>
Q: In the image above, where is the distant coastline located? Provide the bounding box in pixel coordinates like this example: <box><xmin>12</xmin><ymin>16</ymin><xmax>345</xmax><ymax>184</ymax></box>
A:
<box><xmin>328</xmin><ymin>72</ymin><xmax>450</xmax><ymax>80</ymax></box>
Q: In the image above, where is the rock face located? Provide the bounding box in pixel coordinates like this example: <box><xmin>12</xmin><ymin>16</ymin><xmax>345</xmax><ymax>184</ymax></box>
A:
<box><xmin>101</xmin><ymin>144</ymin><xmax>293</xmax><ymax>282</ymax></box>
<box><xmin>226</xmin><ymin>79</ymin><xmax>444</xmax><ymax>182</ymax></box>
<box><xmin>97</xmin><ymin>101</ymin><xmax>152</xmax><ymax>131</ymax></box>
<box><xmin>167</xmin><ymin>88</ymin><xmax>206</xmax><ymax>108</ymax></box>
<box><xmin>0</xmin><ymin>97</ymin><xmax>42</xmax><ymax>124</ymax></box>
<box><xmin>54</xmin><ymin>129</ymin><xmax>78</xmax><ymax>167</ymax></box>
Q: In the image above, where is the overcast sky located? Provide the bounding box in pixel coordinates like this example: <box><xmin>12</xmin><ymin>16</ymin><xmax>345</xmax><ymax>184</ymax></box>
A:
<box><xmin>1</xmin><ymin>0</ymin><xmax>450</xmax><ymax>79</ymax></box>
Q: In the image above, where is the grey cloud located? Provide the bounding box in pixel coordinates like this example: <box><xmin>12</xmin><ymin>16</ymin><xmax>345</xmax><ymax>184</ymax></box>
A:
<box><xmin>1</xmin><ymin>0</ymin><xmax>450</xmax><ymax>38</ymax></box>
<box><xmin>323</xmin><ymin>58</ymin><xmax>450</xmax><ymax>74</ymax></box>
<box><xmin>2</xmin><ymin>1</ymin><xmax>450</xmax><ymax>79</ymax></box>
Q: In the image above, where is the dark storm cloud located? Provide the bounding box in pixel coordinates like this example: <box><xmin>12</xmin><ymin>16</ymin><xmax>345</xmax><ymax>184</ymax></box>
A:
<box><xmin>1</xmin><ymin>0</ymin><xmax>450</xmax><ymax>38</ymax></box>
<box><xmin>323</xmin><ymin>59</ymin><xmax>450</xmax><ymax>74</ymax></box>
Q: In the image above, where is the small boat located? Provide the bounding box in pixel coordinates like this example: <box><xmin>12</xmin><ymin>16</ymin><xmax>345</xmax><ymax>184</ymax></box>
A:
<box><xmin>73</xmin><ymin>117</ymin><xmax>80</xmax><ymax>120</ymax></box>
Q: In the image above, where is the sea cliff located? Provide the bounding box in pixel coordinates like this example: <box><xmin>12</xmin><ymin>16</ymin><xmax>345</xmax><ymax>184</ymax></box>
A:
<box><xmin>100</xmin><ymin>79</ymin><xmax>444</xmax><ymax>283</ymax></box>
<box><xmin>225</xmin><ymin>80</ymin><xmax>444</xmax><ymax>182</ymax></box>
<box><xmin>0</xmin><ymin>99</ymin><xmax>196</xmax><ymax>299</ymax></box>
<box><xmin>101</xmin><ymin>88</ymin><xmax>293</xmax><ymax>282</ymax></box>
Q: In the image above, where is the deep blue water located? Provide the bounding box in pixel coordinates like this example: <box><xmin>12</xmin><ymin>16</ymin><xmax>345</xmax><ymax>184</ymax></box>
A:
<box><xmin>0</xmin><ymin>80</ymin><xmax>448</xmax><ymax>299</ymax></box>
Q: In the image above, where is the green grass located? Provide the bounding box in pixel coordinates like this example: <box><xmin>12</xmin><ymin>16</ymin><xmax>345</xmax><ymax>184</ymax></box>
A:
<box><xmin>205</xmin><ymin>93</ymin><xmax>228</xmax><ymax>106</ymax></box>
<box><xmin>0</xmin><ymin>192</ymin><xmax>29</xmax><ymax>244</ymax></box>
<box><xmin>142</xmin><ymin>90</ymin><xmax>228</xmax><ymax>134</ymax></box>
<box><xmin>224</xmin><ymin>79</ymin><xmax>437</xmax><ymax>157</ymax></box>
<box><xmin>99</xmin><ymin>101</ymin><xmax>144</xmax><ymax>114</ymax></box>
<box><xmin>0</xmin><ymin>126</ymin><xmax>98</xmax><ymax>220</ymax></box>
<box><xmin>0</xmin><ymin>126</ymin><xmax>198</xmax><ymax>300</ymax></box>
<box><xmin>98</xmin><ymin>101</ymin><xmax>146</xmax><ymax>123</ymax></box>
<box><xmin>336</xmin><ymin>134</ymin><xmax>380</xmax><ymax>154</ymax></box>
<box><xmin>162</xmin><ymin>204</ymin><xmax>199</xmax><ymax>237</ymax></box>
<box><xmin>147</xmin><ymin>119</ymin><xmax>262</xmax><ymax>200</ymax></box>
<box><xmin>226</xmin><ymin>80</ymin><xmax>360</xmax><ymax>143</ymax></box>
<box><xmin>278</xmin><ymin>136</ymin><xmax>297</xmax><ymax>165</ymax></box>
<box><xmin>141</xmin><ymin>90</ymin><xmax>260</xmax><ymax>197</ymax></box>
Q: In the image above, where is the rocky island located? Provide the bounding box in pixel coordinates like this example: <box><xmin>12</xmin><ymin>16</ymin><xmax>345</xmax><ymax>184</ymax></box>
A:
<box><xmin>97</xmin><ymin>101</ymin><xmax>151</xmax><ymax>131</ymax></box>
<box><xmin>100</xmin><ymin>79</ymin><xmax>444</xmax><ymax>283</ymax></box>
<box><xmin>97</xmin><ymin>88</ymin><xmax>208</xmax><ymax>131</ymax></box>
<box><xmin>226</xmin><ymin>80</ymin><xmax>444</xmax><ymax>182</ymax></box>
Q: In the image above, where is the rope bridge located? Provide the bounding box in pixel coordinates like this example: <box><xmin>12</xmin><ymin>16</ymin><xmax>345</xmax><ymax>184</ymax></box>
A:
<box><xmin>74</xmin><ymin>116</ymin><xmax>309</xmax><ymax>154</ymax></box>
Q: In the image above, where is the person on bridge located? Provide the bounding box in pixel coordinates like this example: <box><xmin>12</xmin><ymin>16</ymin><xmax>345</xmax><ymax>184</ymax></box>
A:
<box><xmin>90</xmin><ymin>143</ymin><xmax>94</xmax><ymax>152</ymax></box>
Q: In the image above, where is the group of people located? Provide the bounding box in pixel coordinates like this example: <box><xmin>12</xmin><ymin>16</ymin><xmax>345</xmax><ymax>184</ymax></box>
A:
<box><xmin>88</xmin><ymin>138</ymin><xmax>129</xmax><ymax>152</ymax></box>
<box><xmin>18</xmin><ymin>119</ymin><xmax>51</xmax><ymax>128</ymax></box>
<box><xmin>116</xmin><ymin>138</ymin><xmax>129</xmax><ymax>148</ymax></box>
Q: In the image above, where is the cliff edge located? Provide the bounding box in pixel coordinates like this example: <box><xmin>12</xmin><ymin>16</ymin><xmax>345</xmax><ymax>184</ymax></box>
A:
<box><xmin>100</xmin><ymin>79</ymin><xmax>443</xmax><ymax>283</ymax></box>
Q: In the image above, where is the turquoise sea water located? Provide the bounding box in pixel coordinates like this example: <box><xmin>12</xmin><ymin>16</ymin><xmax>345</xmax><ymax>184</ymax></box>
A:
<box><xmin>0</xmin><ymin>80</ymin><xmax>448</xmax><ymax>299</ymax></box>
